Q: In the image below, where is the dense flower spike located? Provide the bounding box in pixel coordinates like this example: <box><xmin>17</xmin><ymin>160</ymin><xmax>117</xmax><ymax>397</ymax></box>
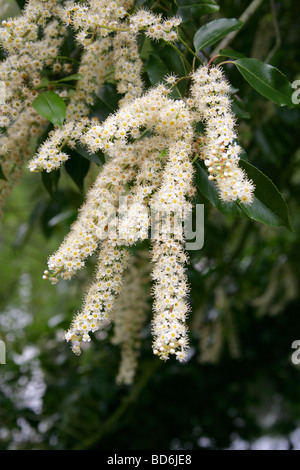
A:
<box><xmin>190</xmin><ymin>66</ymin><xmax>255</xmax><ymax>204</ymax></box>
<box><xmin>151</xmin><ymin>239</ymin><xmax>191</xmax><ymax>361</ymax></box>
<box><xmin>0</xmin><ymin>4</ymin><xmax>66</xmax><ymax>213</ymax></box>
<box><xmin>150</xmin><ymin>138</ymin><xmax>195</xmax><ymax>361</ymax></box>
<box><xmin>65</xmin><ymin>241</ymin><xmax>130</xmax><ymax>355</ymax></box>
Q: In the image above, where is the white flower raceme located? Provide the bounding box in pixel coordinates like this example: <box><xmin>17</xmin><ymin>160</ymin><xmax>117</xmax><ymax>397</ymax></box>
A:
<box><xmin>113</xmin><ymin>30</ymin><xmax>143</xmax><ymax>105</ymax></box>
<box><xmin>26</xmin><ymin>1</ymin><xmax>183</xmax><ymax>178</ymax></box>
<box><xmin>28</xmin><ymin>120</ymin><xmax>90</xmax><ymax>173</ymax></box>
<box><xmin>151</xmin><ymin>239</ymin><xmax>191</xmax><ymax>362</ymax></box>
<box><xmin>150</xmin><ymin>138</ymin><xmax>195</xmax><ymax>361</ymax></box>
<box><xmin>40</xmin><ymin>83</ymin><xmax>196</xmax><ymax>362</ymax></box>
<box><xmin>0</xmin><ymin>4</ymin><xmax>66</xmax><ymax>215</ymax></box>
<box><xmin>190</xmin><ymin>66</ymin><xmax>255</xmax><ymax>204</ymax></box>
<box><xmin>0</xmin><ymin>108</ymin><xmax>48</xmax><ymax>218</ymax></box>
<box><xmin>65</xmin><ymin>241</ymin><xmax>130</xmax><ymax>355</ymax></box>
<box><xmin>65</xmin><ymin>37</ymin><xmax>113</xmax><ymax>122</ymax></box>
<box><xmin>44</xmin><ymin>143</ymin><xmax>137</xmax><ymax>283</ymax></box>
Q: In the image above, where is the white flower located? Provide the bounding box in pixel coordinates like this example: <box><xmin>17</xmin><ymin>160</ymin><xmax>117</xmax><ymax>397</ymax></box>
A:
<box><xmin>190</xmin><ymin>66</ymin><xmax>255</xmax><ymax>204</ymax></box>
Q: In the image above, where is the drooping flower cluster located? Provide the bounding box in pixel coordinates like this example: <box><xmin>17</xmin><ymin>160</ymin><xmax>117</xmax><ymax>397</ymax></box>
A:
<box><xmin>39</xmin><ymin>85</ymin><xmax>195</xmax><ymax>363</ymax></box>
<box><xmin>0</xmin><ymin>1</ymin><xmax>66</xmax><ymax>214</ymax></box>
<box><xmin>65</xmin><ymin>241</ymin><xmax>131</xmax><ymax>355</ymax></box>
<box><xmin>190</xmin><ymin>66</ymin><xmax>255</xmax><ymax>203</ymax></box>
<box><xmin>0</xmin><ymin>1</ymin><xmax>256</xmax><ymax>379</ymax></box>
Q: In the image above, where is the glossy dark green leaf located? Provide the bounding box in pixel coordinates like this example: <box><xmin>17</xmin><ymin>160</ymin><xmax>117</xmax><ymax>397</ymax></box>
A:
<box><xmin>234</xmin><ymin>58</ymin><xmax>294</xmax><ymax>108</ymax></box>
<box><xmin>238</xmin><ymin>160</ymin><xmax>293</xmax><ymax>231</ymax></box>
<box><xmin>232</xmin><ymin>96</ymin><xmax>251</xmax><ymax>120</ymax></box>
<box><xmin>177</xmin><ymin>0</ymin><xmax>219</xmax><ymax>23</ymax></box>
<box><xmin>195</xmin><ymin>161</ymin><xmax>245</xmax><ymax>217</ymax></box>
<box><xmin>96</xmin><ymin>83</ymin><xmax>122</xmax><ymax>111</ymax></box>
<box><xmin>32</xmin><ymin>91</ymin><xmax>66</xmax><ymax>127</ymax></box>
<box><xmin>219</xmin><ymin>48</ymin><xmax>246</xmax><ymax>59</ymax></box>
<box><xmin>41</xmin><ymin>169</ymin><xmax>60</xmax><ymax>198</ymax></box>
<box><xmin>15</xmin><ymin>0</ymin><xmax>26</xmax><ymax>9</ymax></box>
<box><xmin>194</xmin><ymin>18</ymin><xmax>243</xmax><ymax>51</ymax></box>
<box><xmin>65</xmin><ymin>147</ymin><xmax>90</xmax><ymax>192</ymax></box>
<box><xmin>157</xmin><ymin>45</ymin><xmax>187</xmax><ymax>96</ymax></box>
<box><xmin>75</xmin><ymin>144</ymin><xmax>105</xmax><ymax>166</ymax></box>
<box><xmin>91</xmin><ymin>83</ymin><xmax>122</xmax><ymax>122</ymax></box>
<box><xmin>54</xmin><ymin>74</ymin><xmax>82</xmax><ymax>83</ymax></box>
<box><xmin>48</xmin><ymin>209</ymin><xmax>76</xmax><ymax>228</ymax></box>
<box><xmin>146</xmin><ymin>54</ymin><xmax>182</xmax><ymax>99</ymax></box>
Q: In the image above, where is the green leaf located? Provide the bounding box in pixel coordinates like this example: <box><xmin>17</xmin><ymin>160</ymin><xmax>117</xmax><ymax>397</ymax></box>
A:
<box><xmin>41</xmin><ymin>169</ymin><xmax>60</xmax><ymax>198</ymax></box>
<box><xmin>238</xmin><ymin>160</ymin><xmax>293</xmax><ymax>231</ymax></box>
<box><xmin>32</xmin><ymin>91</ymin><xmax>66</xmax><ymax>127</ymax></box>
<box><xmin>194</xmin><ymin>18</ymin><xmax>243</xmax><ymax>51</ymax></box>
<box><xmin>96</xmin><ymin>83</ymin><xmax>122</xmax><ymax>112</ymax></box>
<box><xmin>232</xmin><ymin>96</ymin><xmax>251</xmax><ymax>120</ymax></box>
<box><xmin>146</xmin><ymin>53</ymin><xmax>169</xmax><ymax>84</ymax></box>
<box><xmin>65</xmin><ymin>147</ymin><xmax>90</xmax><ymax>192</ymax></box>
<box><xmin>139</xmin><ymin>37</ymin><xmax>154</xmax><ymax>60</ymax></box>
<box><xmin>39</xmin><ymin>77</ymin><xmax>50</xmax><ymax>88</ymax></box>
<box><xmin>234</xmin><ymin>58</ymin><xmax>294</xmax><ymax>108</ymax></box>
<box><xmin>177</xmin><ymin>0</ymin><xmax>219</xmax><ymax>23</ymax></box>
<box><xmin>219</xmin><ymin>48</ymin><xmax>246</xmax><ymax>59</ymax></box>
<box><xmin>54</xmin><ymin>74</ymin><xmax>82</xmax><ymax>83</ymax></box>
<box><xmin>157</xmin><ymin>45</ymin><xmax>187</xmax><ymax>96</ymax></box>
<box><xmin>91</xmin><ymin>83</ymin><xmax>122</xmax><ymax>122</ymax></box>
<box><xmin>146</xmin><ymin>54</ymin><xmax>182</xmax><ymax>99</ymax></box>
<box><xmin>0</xmin><ymin>163</ymin><xmax>7</xmax><ymax>181</ymax></box>
<box><xmin>15</xmin><ymin>0</ymin><xmax>26</xmax><ymax>9</ymax></box>
<box><xmin>195</xmin><ymin>161</ymin><xmax>245</xmax><ymax>217</ymax></box>
<box><xmin>74</xmin><ymin>144</ymin><xmax>105</xmax><ymax>166</ymax></box>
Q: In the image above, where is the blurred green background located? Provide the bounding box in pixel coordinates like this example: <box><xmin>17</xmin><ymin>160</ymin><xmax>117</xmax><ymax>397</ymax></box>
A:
<box><xmin>0</xmin><ymin>0</ymin><xmax>300</xmax><ymax>450</ymax></box>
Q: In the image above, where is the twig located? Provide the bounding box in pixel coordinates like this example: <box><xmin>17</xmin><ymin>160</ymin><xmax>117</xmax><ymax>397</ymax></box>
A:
<box><xmin>210</xmin><ymin>0</ymin><xmax>267</xmax><ymax>56</ymax></box>
<box><xmin>265</xmin><ymin>0</ymin><xmax>281</xmax><ymax>63</ymax></box>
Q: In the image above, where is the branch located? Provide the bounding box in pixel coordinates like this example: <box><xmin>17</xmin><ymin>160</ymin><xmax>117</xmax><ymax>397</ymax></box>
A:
<box><xmin>265</xmin><ymin>0</ymin><xmax>281</xmax><ymax>63</ymax></box>
<box><xmin>211</xmin><ymin>0</ymin><xmax>267</xmax><ymax>57</ymax></box>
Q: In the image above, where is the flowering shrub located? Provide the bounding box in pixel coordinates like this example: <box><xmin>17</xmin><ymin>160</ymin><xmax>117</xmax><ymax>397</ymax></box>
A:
<box><xmin>0</xmin><ymin>0</ymin><xmax>295</xmax><ymax>385</ymax></box>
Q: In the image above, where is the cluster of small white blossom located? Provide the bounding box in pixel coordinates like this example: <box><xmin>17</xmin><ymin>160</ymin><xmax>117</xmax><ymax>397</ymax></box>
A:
<box><xmin>28</xmin><ymin>119</ymin><xmax>90</xmax><ymax>173</ymax></box>
<box><xmin>0</xmin><ymin>108</ymin><xmax>48</xmax><ymax>218</ymax></box>
<box><xmin>65</xmin><ymin>38</ymin><xmax>113</xmax><ymax>122</ymax></box>
<box><xmin>27</xmin><ymin>0</ymin><xmax>182</xmax><ymax>179</ymax></box>
<box><xmin>111</xmin><ymin>251</ymin><xmax>150</xmax><ymax>385</ymax></box>
<box><xmin>44</xmin><ymin>147</ymin><xmax>136</xmax><ymax>283</ymax></box>
<box><xmin>113</xmin><ymin>31</ymin><xmax>143</xmax><ymax>105</ymax></box>
<box><xmin>0</xmin><ymin>2</ymin><xmax>66</xmax><ymax>214</ymax></box>
<box><xmin>130</xmin><ymin>8</ymin><xmax>181</xmax><ymax>42</ymax></box>
<box><xmin>150</xmin><ymin>138</ymin><xmax>195</xmax><ymax>361</ymax></box>
<box><xmin>151</xmin><ymin>239</ymin><xmax>191</xmax><ymax>361</ymax></box>
<box><xmin>0</xmin><ymin>1</ymin><xmax>257</xmax><ymax>373</ymax></box>
<box><xmin>118</xmin><ymin>136</ymin><xmax>168</xmax><ymax>245</ymax></box>
<box><xmin>190</xmin><ymin>66</ymin><xmax>255</xmax><ymax>204</ymax></box>
<box><xmin>58</xmin><ymin>0</ymin><xmax>131</xmax><ymax>46</ymax></box>
<box><xmin>0</xmin><ymin>17</ymin><xmax>65</xmax><ymax>128</ymax></box>
<box><xmin>65</xmin><ymin>241</ymin><xmax>130</xmax><ymax>355</ymax></box>
<box><xmin>40</xmin><ymin>84</ymin><xmax>195</xmax><ymax>362</ymax></box>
